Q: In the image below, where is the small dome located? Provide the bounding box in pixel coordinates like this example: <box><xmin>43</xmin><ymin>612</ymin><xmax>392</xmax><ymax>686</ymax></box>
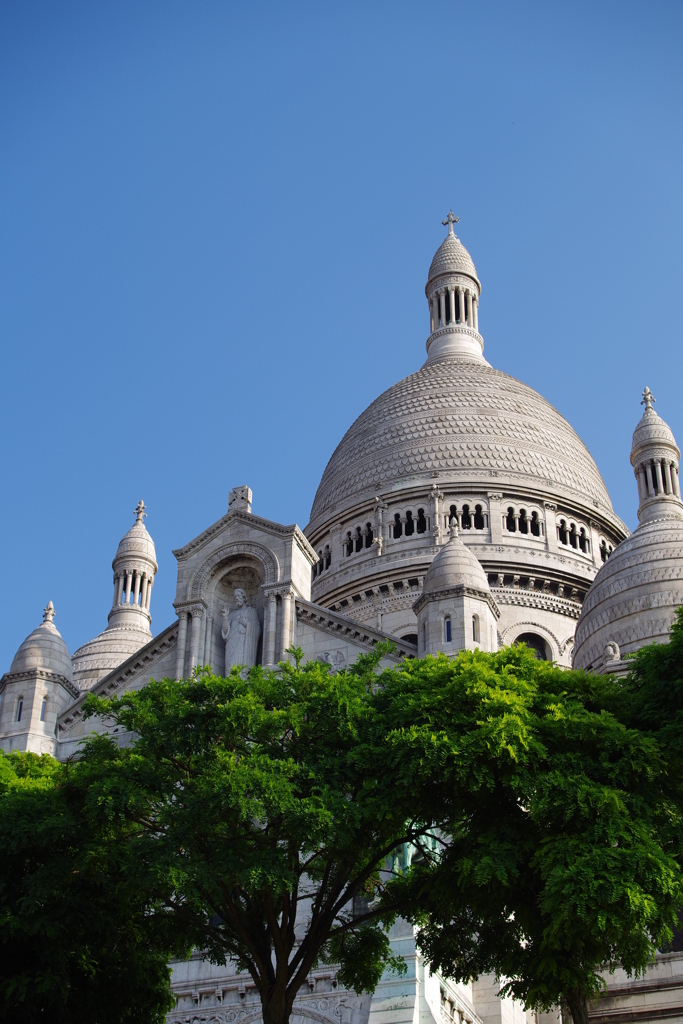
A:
<box><xmin>631</xmin><ymin>388</ymin><xmax>679</xmax><ymax>461</ymax></box>
<box><xmin>427</xmin><ymin>227</ymin><xmax>479</xmax><ymax>287</ymax></box>
<box><xmin>71</xmin><ymin>624</ymin><xmax>152</xmax><ymax>691</ymax></box>
<box><xmin>423</xmin><ymin>528</ymin><xmax>490</xmax><ymax>595</ymax></box>
<box><xmin>113</xmin><ymin>500</ymin><xmax>157</xmax><ymax>569</ymax></box>
<box><xmin>9</xmin><ymin>602</ymin><xmax>73</xmax><ymax>682</ymax></box>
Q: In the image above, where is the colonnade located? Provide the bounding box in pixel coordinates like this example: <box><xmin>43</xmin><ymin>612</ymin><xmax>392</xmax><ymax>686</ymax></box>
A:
<box><xmin>430</xmin><ymin>285</ymin><xmax>478</xmax><ymax>333</ymax></box>
<box><xmin>113</xmin><ymin>569</ymin><xmax>153</xmax><ymax>611</ymax></box>
<box><xmin>635</xmin><ymin>458</ymin><xmax>681</xmax><ymax>502</ymax></box>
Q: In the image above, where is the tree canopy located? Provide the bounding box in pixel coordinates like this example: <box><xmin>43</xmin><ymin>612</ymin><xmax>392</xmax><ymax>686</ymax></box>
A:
<box><xmin>0</xmin><ymin>748</ymin><xmax>185</xmax><ymax>1024</ymax></box>
<box><xmin>2</xmin><ymin>641</ymin><xmax>680</xmax><ymax>1024</ymax></box>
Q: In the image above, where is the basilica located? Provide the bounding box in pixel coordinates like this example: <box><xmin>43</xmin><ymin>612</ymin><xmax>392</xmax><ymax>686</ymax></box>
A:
<box><xmin>2</xmin><ymin>216</ymin><xmax>683</xmax><ymax>1024</ymax></box>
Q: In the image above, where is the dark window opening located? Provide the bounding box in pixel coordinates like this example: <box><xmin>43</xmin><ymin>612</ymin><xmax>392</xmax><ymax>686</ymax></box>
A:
<box><xmin>346</xmin><ymin>532</ymin><xmax>354</xmax><ymax>556</ymax></box>
<box><xmin>16</xmin><ymin>699</ymin><xmax>23</xmax><ymax>722</ymax></box>
<box><xmin>393</xmin><ymin>581</ymin><xmax>404</xmax><ymax>591</ymax></box>
<box><xmin>455</xmin><ymin>292</ymin><xmax>461</xmax><ymax>322</ymax></box>
<box><xmin>416</xmin><ymin>508</ymin><xmax>427</xmax><ymax>534</ymax></box>
<box><xmin>530</xmin><ymin>511</ymin><xmax>541</xmax><ymax>537</ymax></box>
<box><xmin>445</xmin><ymin>617</ymin><xmax>452</xmax><ymax>643</ymax></box>
<box><xmin>578</xmin><ymin>528</ymin><xmax>588</xmax><ymax>554</ymax></box>
<box><xmin>515</xmin><ymin>633</ymin><xmax>548</xmax><ymax>660</ymax></box>
<box><xmin>473</xmin><ymin>504</ymin><xmax>485</xmax><ymax>530</ymax></box>
<box><xmin>518</xmin><ymin>509</ymin><xmax>529</xmax><ymax>534</ymax></box>
<box><xmin>379</xmin><ymin>585</ymin><xmax>390</xmax><ymax>594</ymax></box>
<box><xmin>393</xmin><ymin>513</ymin><xmax>402</xmax><ymax>539</ymax></box>
<box><xmin>40</xmin><ymin>697</ymin><xmax>47</xmax><ymax>722</ymax></box>
<box><xmin>558</xmin><ymin>520</ymin><xmax>568</xmax><ymax>545</ymax></box>
<box><xmin>324</xmin><ymin>546</ymin><xmax>331</xmax><ymax>569</ymax></box>
<box><xmin>364</xmin><ymin>523</ymin><xmax>373</xmax><ymax>548</ymax></box>
<box><xmin>405</xmin><ymin>510</ymin><xmax>415</xmax><ymax>536</ymax></box>
<box><xmin>445</xmin><ymin>290</ymin><xmax>451</xmax><ymax>324</ymax></box>
<box><xmin>569</xmin><ymin>523</ymin><xmax>578</xmax><ymax>549</ymax></box>
<box><xmin>506</xmin><ymin>507</ymin><xmax>516</xmax><ymax>532</ymax></box>
<box><xmin>355</xmin><ymin>527</ymin><xmax>363</xmax><ymax>553</ymax></box>
<box><xmin>449</xmin><ymin>504</ymin><xmax>458</xmax><ymax>526</ymax></box>
<box><xmin>461</xmin><ymin>504</ymin><xmax>472</xmax><ymax>529</ymax></box>
<box><xmin>401</xmin><ymin>633</ymin><xmax>418</xmax><ymax>646</ymax></box>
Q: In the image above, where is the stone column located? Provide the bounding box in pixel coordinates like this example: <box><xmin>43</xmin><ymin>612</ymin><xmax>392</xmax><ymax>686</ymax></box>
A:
<box><xmin>140</xmin><ymin>575</ymin><xmax>149</xmax><ymax>610</ymax></box>
<box><xmin>458</xmin><ymin>287</ymin><xmax>465</xmax><ymax>323</ymax></box>
<box><xmin>431</xmin><ymin>296</ymin><xmax>439</xmax><ymax>332</ymax></box>
<box><xmin>264</xmin><ymin>592</ymin><xmax>278</xmax><ymax>666</ymax></box>
<box><xmin>487</xmin><ymin>493</ymin><xmax>503</xmax><ymax>544</ymax></box>
<box><xmin>448</xmin><ymin>287</ymin><xmax>455</xmax><ymax>324</ymax></box>
<box><xmin>637</xmin><ymin>467</ymin><xmax>647</xmax><ymax>503</ymax></box>
<box><xmin>673</xmin><ymin>464</ymin><xmax>681</xmax><ymax>498</ymax></box>
<box><xmin>124</xmin><ymin>571</ymin><xmax>133</xmax><ymax>605</ymax></box>
<box><xmin>189</xmin><ymin>609</ymin><xmax>203</xmax><ymax>672</ymax></box>
<box><xmin>204</xmin><ymin>616</ymin><xmax>213</xmax><ymax>670</ymax></box>
<box><xmin>473</xmin><ymin>296</ymin><xmax>478</xmax><ymax>331</ymax></box>
<box><xmin>175</xmin><ymin>611</ymin><xmax>189</xmax><ymax>680</ymax></box>
<box><xmin>430</xmin><ymin>486</ymin><xmax>443</xmax><ymax>544</ymax></box>
<box><xmin>655</xmin><ymin>460</ymin><xmax>665</xmax><ymax>495</ymax></box>
<box><xmin>132</xmin><ymin>572</ymin><xmax>141</xmax><ymax>607</ymax></box>
<box><xmin>543</xmin><ymin>503</ymin><xmax>558</xmax><ymax>553</ymax></box>
<box><xmin>113</xmin><ymin>574</ymin><xmax>123</xmax><ymax>608</ymax></box>
<box><xmin>664</xmin><ymin>460</ymin><xmax>674</xmax><ymax>494</ymax></box>
<box><xmin>646</xmin><ymin>461</ymin><xmax>656</xmax><ymax>497</ymax></box>
<box><xmin>589</xmin><ymin>520</ymin><xmax>602</xmax><ymax>568</ymax></box>
<box><xmin>145</xmin><ymin>576</ymin><xmax>153</xmax><ymax>610</ymax></box>
<box><xmin>466</xmin><ymin>291</ymin><xmax>472</xmax><ymax>326</ymax></box>
<box><xmin>439</xmin><ymin>291</ymin><xmax>445</xmax><ymax>327</ymax></box>
<box><xmin>280</xmin><ymin>590</ymin><xmax>293</xmax><ymax>660</ymax></box>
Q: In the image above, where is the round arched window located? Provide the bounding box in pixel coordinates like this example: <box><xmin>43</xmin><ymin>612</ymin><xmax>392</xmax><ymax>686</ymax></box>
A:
<box><xmin>400</xmin><ymin>633</ymin><xmax>418</xmax><ymax>646</ymax></box>
<box><xmin>514</xmin><ymin>632</ymin><xmax>549</xmax><ymax>660</ymax></box>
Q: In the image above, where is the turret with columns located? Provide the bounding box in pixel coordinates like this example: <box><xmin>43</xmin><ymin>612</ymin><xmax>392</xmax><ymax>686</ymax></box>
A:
<box><xmin>630</xmin><ymin>387</ymin><xmax>682</xmax><ymax>523</ymax></box>
<box><xmin>108</xmin><ymin>500</ymin><xmax>158</xmax><ymax>631</ymax></box>
<box><xmin>424</xmin><ymin>211</ymin><xmax>484</xmax><ymax>362</ymax></box>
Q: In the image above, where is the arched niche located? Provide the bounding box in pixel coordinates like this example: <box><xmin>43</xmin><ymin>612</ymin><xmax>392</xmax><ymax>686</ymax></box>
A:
<box><xmin>204</xmin><ymin>554</ymin><xmax>266</xmax><ymax>673</ymax></box>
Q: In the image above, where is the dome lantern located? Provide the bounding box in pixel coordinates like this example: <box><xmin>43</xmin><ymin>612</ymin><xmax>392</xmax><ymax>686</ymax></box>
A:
<box><xmin>630</xmin><ymin>388</ymin><xmax>682</xmax><ymax>524</ymax></box>
<box><xmin>108</xmin><ymin>500</ymin><xmax>158</xmax><ymax>631</ymax></box>
<box><xmin>424</xmin><ymin>212</ymin><xmax>484</xmax><ymax>363</ymax></box>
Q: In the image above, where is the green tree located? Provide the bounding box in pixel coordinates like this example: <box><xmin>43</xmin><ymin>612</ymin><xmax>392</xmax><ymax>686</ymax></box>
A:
<box><xmin>375</xmin><ymin>646</ymin><xmax>683</xmax><ymax>1024</ymax></box>
<box><xmin>79</xmin><ymin>648</ymin><xmax>430</xmax><ymax>1024</ymax></box>
<box><xmin>0</xmin><ymin>749</ymin><xmax>186</xmax><ymax>1024</ymax></box>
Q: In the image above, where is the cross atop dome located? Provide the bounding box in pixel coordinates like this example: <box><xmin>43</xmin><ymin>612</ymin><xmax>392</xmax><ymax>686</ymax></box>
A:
<box><xmin>43</xmin><ymin>600</ymin><xmax>55</xmax><ymax>623</ymax></box>
<box><xmin>134</xmin><ymin>499</ymin><xmax>147</xmax><ymax>523</ymax></box>
<box><xmin>442</xmin><ymin>210</ymin><xmax>460</xmax><ymax>236</ymax></box>
<box><xmin>641</xmin><ymin>387</ymin><xmax>656</xmax><ymax>411</ymax></box>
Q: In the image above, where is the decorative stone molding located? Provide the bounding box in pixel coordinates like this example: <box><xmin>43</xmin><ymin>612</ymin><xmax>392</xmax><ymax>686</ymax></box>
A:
<box><xmin>0</xmin><ymin>667</ymin><xmax>79</xmax><ymax>700</ymax></box>
<box><xmin>413</xmin><ymin>583</ymin><xmax>500</xmax><ymax>619</ymax></box>
<box><xmin>189</xmin><ymin>543</ymin><xmax>280</xmax><ymax>598</ymax></box>
<box><xmin>491</xmin><ymin>586</ymin><xmax>582</xmax><ymax>620</ymax></box>
<box><xmin>295</xmin><ymin>600</ymin><xmax>415</xmax><ymax>660</ymax></box>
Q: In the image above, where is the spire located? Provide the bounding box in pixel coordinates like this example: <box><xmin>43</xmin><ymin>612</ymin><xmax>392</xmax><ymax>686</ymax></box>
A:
<box><xmin>442</xmin><ymin>210</ymin><xmax>460</xmax><ymax>237</ymax></box>
<box><xmin>630</xmin><ymin>389</ymin><xmax>682</xmax><ymax>522</ymax></box>
<box><xmin>134</xmin><ymin>499</ymin><xmax>147</xmax><ymax>523</ymax></box>
<box><xmin>42</xmin><ymin>600</ymin><xmax>55</xmax><ymax>624</ymax></box>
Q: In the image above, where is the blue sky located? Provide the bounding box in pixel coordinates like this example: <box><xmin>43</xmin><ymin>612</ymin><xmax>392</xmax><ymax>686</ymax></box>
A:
<box><xmin>1</xmin><ymin>1</ymin><xmax>682</xmax><ymax>666</ymax></box>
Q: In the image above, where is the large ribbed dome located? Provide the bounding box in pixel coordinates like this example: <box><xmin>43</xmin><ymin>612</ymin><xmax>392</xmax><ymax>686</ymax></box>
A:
<box><xmin>309</xmin><ymin>358</ymin><xmax>613</xmax><ymax>531</ymax></box>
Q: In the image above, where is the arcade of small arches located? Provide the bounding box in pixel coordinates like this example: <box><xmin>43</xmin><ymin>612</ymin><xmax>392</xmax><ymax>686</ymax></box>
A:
<box><xmin>634</xmin><ymin>455</ymin><xmax>681</xmax><ymax>501</ymax></box>
<box><xmin>112</xmin><ymin>568</ymin><xmax>154</xmax><ymax>611</ymax></box>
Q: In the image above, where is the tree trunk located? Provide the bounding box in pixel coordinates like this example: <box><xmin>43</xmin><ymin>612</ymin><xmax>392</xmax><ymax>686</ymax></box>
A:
<box><xmin>565</xmin><ymin>987</ymin><xmax>589</xmax><ymax>1024</ymax></box>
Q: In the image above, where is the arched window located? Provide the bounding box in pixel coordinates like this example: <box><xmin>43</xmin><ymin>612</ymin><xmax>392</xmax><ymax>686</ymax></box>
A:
<box><xmin>355</xmin><ymin>527</ymin><xmax>363</xmax><ymax>553</ymax></box>
<box><xmin>449</xmin><ymin>504</ymin><xmax>458</xmax><ymax>527</ymax></box>
<box><xmin>558</xmin><ymin>519</ymin><xmax>568</xmax><ymax>545</ymax></box>
<box><xmin>530</xmin><ymin>511</ymin><xmax>541</xmax><ymax>537</ymax></box>
<box><xmin>416</xmin><ymin>509</ymin><xmax>427</xmax><ymax>534</ymax></box>
<box><xmin>405</xmin><ymin>511</ymin><xmax>415</xmax><ymax>536</ymax></box>
<box><xmin>444</xmin><ymin>616</ymin><xmax>452</xmax><ymax>643</ymax></box>
<box><xmin>518</xmin><ymin>509</ymin><xmax>529</xmax><ymax>534</ymax></box>
<box><xmin>393</xmin><ymin>513</ymin><xmax>402</xmax><ymax>539</ymax></box>
<box><xmin>401</xmin><ymin>632</ymin><xmax>418</xmax><ymax>646</ymax></box>
<box><xmin>445</xmin><ymin>290</ymin><xmax>452</xmax><ymax>324</ymax></box>
<box><xmin>578</xmin><ymin>528</ymin><xmax>588</xmax><ymax>554</ymax></box>
<box><xmin>345</xmin><ymin>532</ymin><xmax>354</xmax><ymax>557</ymax></box>
<box><xmin>473</xmin><ymin>505</ymin><xmax>485</xmax><ymax>530</ymax></box>
<box><xmin>569</xmin><ymin>523</ymin><xmax>578</xmax><ymax>549</ymax></box>
<box><xmin>506</xmin><ymin>507</ymin><xmax>516</xmax><ymax>532</ymax></box>
<box><xmin>16</xmin><ymin>697</ymin><xmax>23</xmax><ymax>722</ymax></box>
<box><xmin>324</xmin><ymin>546</ymin><xmax>331</xmax><ymax>569</ymax></box>
<box><xmin>514</xmin><ymin>633</ymin><xmax>548</xmax><ymax>660</ymax></box>
<box><xmin>364</xmin><ymin>524</ymin><xmax>373</xmax><ymax>548</ymax></box>
<box><xmin>40</xmin><ymin>696</ymin><xmax>47</xmax><ymax>722</ymax></box>
<box><xmin>461</xmin><ymin>505</ymin><xmax>472</xmax><ymax>529</ymax></box>
<box><xmin>472</xmin><ymin>615</ymin><xmax>479</xmax><ymax>642</ymax></box>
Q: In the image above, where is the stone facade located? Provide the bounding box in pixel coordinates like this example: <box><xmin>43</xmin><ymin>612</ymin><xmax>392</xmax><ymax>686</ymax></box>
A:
<box><xmin>1</xmin><ymin>219</ymin><xmax>680</xmax><ymax>1024</ymax></box>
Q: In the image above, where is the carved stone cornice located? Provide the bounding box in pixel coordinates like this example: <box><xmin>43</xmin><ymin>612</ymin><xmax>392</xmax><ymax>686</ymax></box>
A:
<box><xmin>0</xmin><ymin>668</ymin><xmax>79</xmax><ymax>700</ymax></box>
<box><xmin>295</xmin><ymin>600</ymin><xmax>416</xmax><ymax>661</ymax></box>
<box><xmin>412</xmin><ymin>584</ymin><xmax>500</xmax><ymax>619</ymax></box>
<box><xmin>172</xmin><ymin>509</ymin><xmax>316</xmax><ymax>563</ymax></box>
<box><xmin>492</xmin><ymin>586</ymin><xmax>582</xmax><ymax>620</ymax></box>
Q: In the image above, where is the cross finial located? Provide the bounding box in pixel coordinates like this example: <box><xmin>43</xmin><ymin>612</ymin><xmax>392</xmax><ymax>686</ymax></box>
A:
<box><xmin>442</xmin><ymin>210</ymin><xmax>459</xmax><ymax>235</ymax></box>
<box><xmin>134</xmin><ymin>500</ymin><xmax>147</xmax><ymax>523</ymax></box>
<box><xmin>641</xmin><ymin>387</ymin><xmax>656</xmax><ymax>411</ymax></box>
<box><xmin>43</xmin><ymin>600</ymin><xmax>55</xmax><ymax>623</ymax></box>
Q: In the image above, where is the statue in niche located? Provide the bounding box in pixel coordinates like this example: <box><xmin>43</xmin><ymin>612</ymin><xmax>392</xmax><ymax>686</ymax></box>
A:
<box><xmin>221</xmin><ymin>588</ymin><xmax>261</xmax><ymax>672</ymax></box>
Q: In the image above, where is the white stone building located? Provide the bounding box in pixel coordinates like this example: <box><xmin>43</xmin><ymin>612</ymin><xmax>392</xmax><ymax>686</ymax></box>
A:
<box><xmin>1</xmin><ymin>215</ymin><xmax>681</xmax><ymax>1024</ymax></box>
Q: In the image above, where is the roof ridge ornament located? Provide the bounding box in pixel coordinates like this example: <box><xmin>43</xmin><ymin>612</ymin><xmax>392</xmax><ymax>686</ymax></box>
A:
<box><xmin>43</xmin><ymin>600</ymin><xmax>55</xmax><ymax>623</ymax></box>
<box><xmin>442</xmin><ymin>210</ymin><xmax>459</xmax><ymax>236</ymax></box>
<box><xmin>641</xmin><ymin>386</ymin><xmax>656</xmax><ymax>412</ymax></box>
<box><xmin>134</xmin><ymin>499</ymin><xmax>147</xmax><ymax>523</ymax></box>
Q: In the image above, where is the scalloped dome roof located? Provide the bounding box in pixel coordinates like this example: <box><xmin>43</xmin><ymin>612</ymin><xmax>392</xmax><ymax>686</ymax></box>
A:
<box><xmin>71</xmin><ymin>624</ymin><xmax>152</xmax><ymax>691</ymax></box>
<box><xmin>427</xmin><ymin>232</ymin><xmax>479</xmax><ymax>285</ymax></box>
<box><xmin>9</xmin><ymin>603</ymin><xmax>73</xmax><ymax>681</ymax></box>
<box><xmin>573</xmin><ymin>513</ymin><xmax>683</xmax><ymax>670</ymax></box>
<box><xmin>423</xmin><ymin>529</ymin><xmax>490</xmax><ymax>594</ymax></box>
<box><xmin>114</xmin><ymin>501</ymin><xmax>157</xmax><ymax>568</ymax></box>
<box><xmin>308</xmin><ymin>359</ymin><xmax>614</xmax><ymax>531</ymax></box>
<box><xmin>631</xmin><ymin>406</ymin><xmax>679</xmax><ymax>456</ymax></box>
